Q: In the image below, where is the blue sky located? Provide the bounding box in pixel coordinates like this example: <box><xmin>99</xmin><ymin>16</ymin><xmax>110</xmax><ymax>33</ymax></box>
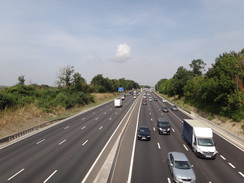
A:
<box><xmin>0</xmin><ymin>0</ymin><xmax>243</xmax><ymax>87</ymax></box>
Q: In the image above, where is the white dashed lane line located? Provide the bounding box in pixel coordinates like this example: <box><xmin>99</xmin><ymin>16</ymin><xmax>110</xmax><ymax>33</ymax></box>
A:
<box><xmin>157</xmin><ymin>142</ymin><xmax>161</xmax><ymax>150</ymax></box>
<box><xmin>36</xmin><ymin>139</ymin><xmax>45</xmax><ymax>144</ymax></box>
<box><xmin>44</xmin><ymin>170</ymin><xmax>57</xmax><ymax>183</ymax></box>
<box><xmin>81</xmin><ymin>126</ymin><xmax>86</xmax><ymax>130</ymax></box>
<box><xmin>82</xmin><ymin>140</ymin><xmax>88</xmax><ymax>146</ymax></box>
<box><xmin>183</xmin><ymin>144</ymin><xmax>189</xmax><ymax>151</ymax></box>
<box><xmin>99</xmin><ymin>126</ymin><xmax>103</xmax><ymax>130</ymax></box>
<box><xmin>59</xmin><ymin>139</ymin><xmax>66</xmax><ymax>145</ymax></box>
<box><xmin>64</xmin><ymin>126</ymin><xmax>69</xmax><ymax>130</ymax></box>
<box><xmin>8</xmin><ymin>168</ymin><xmax>25</xmax><ymax>181</ymax></box>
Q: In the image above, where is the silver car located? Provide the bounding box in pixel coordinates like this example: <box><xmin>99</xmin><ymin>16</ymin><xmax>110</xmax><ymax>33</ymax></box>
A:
<box><xmin>167</xmin><ymin>152</ymin><xmax>196</xmax><ymax>183</ymax></box>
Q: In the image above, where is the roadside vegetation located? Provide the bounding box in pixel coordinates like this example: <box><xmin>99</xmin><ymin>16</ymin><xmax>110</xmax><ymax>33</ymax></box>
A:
<box><xmin>0</xmin><ymin>66</ymin><xmax>140</xmax><ymax>138</ymax></box>
<box><xmin>156</xmin><ymin>49</ymin><xmax>244</xmax><ymax>135</ymax></box>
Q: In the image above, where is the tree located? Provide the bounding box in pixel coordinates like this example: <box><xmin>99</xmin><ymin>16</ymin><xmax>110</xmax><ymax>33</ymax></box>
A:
<box><xmin>57</xmin><ymin>65</ymin><xmax>74</xmax><ymax>87</ymax></box>
<box><xmin>172</xmin><ymin>66</ymin><xmax>192</xmax><ymax>97</ymax></box>
<box><xmin>72</xmin><ymin>72</ymin><xmax>87</xmax><ymax>91</ymax></box>
<box><xmin>18</xmin><ymin>75</ymin><xmax>25</xmax><ymax>85</ymax></box>
<box><xmin>189</xmin><ymin>59</ymin><xmax>206</xmax><ymax>76</ymax></box>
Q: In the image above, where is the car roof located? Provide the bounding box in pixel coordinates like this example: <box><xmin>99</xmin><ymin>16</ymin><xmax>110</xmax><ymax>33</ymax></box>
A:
<box><xmin>139</xmin><ymin>126</ymin><xmax>149</xmax><ymax>129</ymax></box>
<box><xmin>169</xmin><ymin>152</ymin><xmax>188</xmax><ymax>161</ymax></box>
<box><xmin>157</xmin><ymin>117</ymin><xmax>169</xmax><ymax>122</ymax></box>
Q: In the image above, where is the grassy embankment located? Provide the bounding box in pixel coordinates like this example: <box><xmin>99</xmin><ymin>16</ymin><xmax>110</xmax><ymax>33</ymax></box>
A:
<box><xmin>0</xmin><ymin>93</ymin><xmax>119</xmax><ymax>139</ymax></box>
<box><xmin>158</xmin><ymin>93</ymin><xmax>244</xmax><ymax>138</ymax></box>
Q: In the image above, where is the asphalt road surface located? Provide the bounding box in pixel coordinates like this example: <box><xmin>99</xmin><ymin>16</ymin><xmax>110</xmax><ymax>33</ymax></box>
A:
<box><xmin>0</xmin><ymin>92</ymin><xmax>243</xmax><ymax>183</ymax></box>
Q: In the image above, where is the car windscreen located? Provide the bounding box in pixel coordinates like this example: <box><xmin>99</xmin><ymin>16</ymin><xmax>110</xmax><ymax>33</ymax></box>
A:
<box><xmin>158</xmin><ymin>122</ymin><xmax>170</xmax><ymax>127</ymax></box>
<box><xmin>174</xmin><ymin>161</ymin><xmax>191</xmax><ymax>169</ymax></box>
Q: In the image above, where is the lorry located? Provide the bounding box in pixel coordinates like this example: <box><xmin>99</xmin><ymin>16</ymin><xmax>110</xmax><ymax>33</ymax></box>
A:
<box><xmin>182</xmin><ymin>119</ymin><xmax>217</xmax><ymax>159</ymax></box>
<box><xmin>114</xmin><ymin>98</ymin><xmax>122</xmax><ymax>107</ymax></box>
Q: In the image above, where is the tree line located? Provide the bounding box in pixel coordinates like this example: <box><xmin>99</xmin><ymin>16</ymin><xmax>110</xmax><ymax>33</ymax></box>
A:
<box><xmin>0</xmin><ymin>66</ymin><xmax>140</xmax><ymax>112</ymax></box>
<box><xmin>155</xmin><ymin>49</ymin><xmax>244</xmax><ymax>121</ymax></box>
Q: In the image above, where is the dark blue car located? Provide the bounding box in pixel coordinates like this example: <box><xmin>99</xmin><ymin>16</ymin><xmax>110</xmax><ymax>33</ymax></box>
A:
<box><xmin>137</xmin><ymin>126</ymin><xmax>151</xmax><ymax>141</ymax></box>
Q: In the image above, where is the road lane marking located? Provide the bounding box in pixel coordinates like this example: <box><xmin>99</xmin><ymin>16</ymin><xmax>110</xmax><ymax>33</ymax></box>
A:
<box><xmin>95</xmin><ymin>118</ymin><xmax>98</xmax><ymax>120</ymax></box>
<box><xmin>8</xmin><ymin>168</ymin><xmax>25</xmax><ymax>181</ymax></box>
<box><xmin>82</xmin><ymin>118</ymin><xmax>85</xmax><ymax>120</ymax></box>
<box><xmin>183</xmin><ymin>144</ymin><xmax>188</xmax><ymax>151</ymax></box>
<box><xmin>93</xmin><ymin>112</ymin><xmax>96</xmax><ymax>114</ymax></box>
<box><xmin>81</xmin><ymin>126</ymin><xmax>86</xmax><ymax>130</ymax></box>
<box><xmin>153</xmin><ymin>127</ymin><xmax>156</xmax><ymax>131</ymax></box>
<box><xmin>228</xmin><ymin>162</ymin><xmax>235</xmax><ymax>168</ymax></box>
<box><xmin>109</xmin><ymin>118</ymin><xmax>112</xmax><ymax>120</ymax></box>
<box><xmin>115</xmin><ymin>112</ymin><xmax>118</xmax><ymax>114</ymax></box>
<box><xmin>36</xmin><ymin>139</ymin><xmax>45</xmax><ymax>144</ymax></box>
<box><xmin>151</xmin><ymin>118</ymin><xmax>153</xmax><ymax>121</ymax></box>
<box><xmin>59</xmin><ymin>140</ymin><xmax>66</xmax><ymax>145</ymax></box>
<box><xmin>44</xmin><ymin>170</ymin><xmax>57</xmax><ymax>183</ymax></box>
<box><xmin>99</xmin><ymin>126</ymin><xmax>103</xmax><ymax>130</ymax></box>
<box><xmin>82</xmin><ymin>140</ymin><xmax>88</xmax><ymax>146</ymax></box>
<box><xmin>64</xmin><ymin>126</ymin><xmax>69</xmax><ymax>129</ymax></box>
<box><xmin>220</xmin><ymin>155</ymin><xmax>226</xmax><ymax>160</ymax></box>
<box><xmin>104</xmin><ymin>112</ymin><xmax>107</xmax><ymax>114</ymax></box>
<box><xmin>239</xmin><ymin>172</ymin><xmax>244</xmax><ymax>178</ymax></box>
<box><xmin>167</xmin><ymin>177</ymin><xmax>171</xmax><ymax>183</ymax></box>
<box><xmin>157</xmin><ymin>142</ymin><xmax>161</xmax><ymax>149</ymax></box>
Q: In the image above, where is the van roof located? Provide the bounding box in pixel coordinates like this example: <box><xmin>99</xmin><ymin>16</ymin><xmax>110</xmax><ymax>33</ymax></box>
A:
<box><xmin>184</xmin><ymin>119</ymin><xmax>208</xmax><ymax>128</ymax></box>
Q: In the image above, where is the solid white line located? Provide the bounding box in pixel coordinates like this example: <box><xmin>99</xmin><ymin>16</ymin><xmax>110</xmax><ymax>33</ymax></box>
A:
<box><xmin>228</xmin><ymin>162</ymin><xmax>235</xmax><ymax>168</ymax></box>
<box><xmin>183</xmin><ymin>144</ymin><xmax>188</xmax><ymax>151</ymax></box>
<box><xmin>64</xmin><ymin>126</ymin><xmax>69</xmax><ymax>129</ymax></box>
<box><xmin>81</xmin><ymin>126</ymin><xmax>86</xmax><ymax>130</ymax></box>
<box><xmin>82</xmin><ymin>99</ymin><xmax>139</xmax><ymax>183</ymax></box>
<box><xmin>157</xmin><ymin>142</ymin><xmax>161</xmax><ymax>149</ymax></box>
<box><xmin>36</xmin><ymin>139</ymin><xmax>45</xmax><ymax>144</ymax></box>
<box><xmin>238</xmin><ymin>172</ymin><xmax>244</xmax><ymax>178</ymax></box>
<box><xmin>82</xmin><ymin>140</ymin><xmax>88</xmax><ymax>146</ymax></box>
<box><xmin>99</xmin><ymin>126</ymin><xmax>103</xmax><ymax>130</ymax></box>
<box><xmin>43</xmin><ymin>170</ymin><xmax>57</xmax><ymax>183</ymax></box>
<box><xmin>59</xmin><ymin>139</ymin><xmax>66</xmax><ymax>145</ymax></box>
<box><xmin>220</xmin><ymin>155</ymin><xmax>226</xmax><ymax>160</ymax></box>
<box><xmin>127</xmin><ymin>98</ymin><xmax>142</xmax><ymax>183</ymax></box>
<box><xmin>8</xmin><ymin>168</ymin><xmax>25</xmax><ymax>180</ymax></box>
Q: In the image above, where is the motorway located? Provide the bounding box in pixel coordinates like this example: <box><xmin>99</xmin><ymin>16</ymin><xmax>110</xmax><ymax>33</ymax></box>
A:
<box><xmin>0</xmin><ymin>92</ymin><xmax>243</xmax><ymax>183</ymax></box>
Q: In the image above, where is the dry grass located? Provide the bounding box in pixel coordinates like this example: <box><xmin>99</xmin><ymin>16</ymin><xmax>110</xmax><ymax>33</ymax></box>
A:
<box><xmin>159</xmin><ymin>94</ymin><xmax>244</xmax><ymax>138</ymax></box>
<box><xmin>0</xmin><ymin>93</ymin><xmax>119</xmax><ymax>139</ymax></box>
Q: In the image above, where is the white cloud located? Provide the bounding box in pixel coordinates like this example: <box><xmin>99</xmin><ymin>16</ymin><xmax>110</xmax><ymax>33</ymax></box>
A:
<box><xmin>113</xmin><ymin>43</ymin><xmax>131</xmax><ymax>63</ymax></box>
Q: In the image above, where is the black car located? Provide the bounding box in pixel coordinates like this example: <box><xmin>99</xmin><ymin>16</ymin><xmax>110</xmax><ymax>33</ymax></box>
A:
<box><xmin>137</xmin><ymin>126</ymin><xmax>151</xmax><ymax>140</ymax></box>
<box><xmin>157</xmin><ymin>118</ymin><xmax>171</xmax><ymax>135</ymax></box>
<box><xmin>162</xmin><ymin>106</ymin><xmax>169</xmax><ymax>112</ymax></box>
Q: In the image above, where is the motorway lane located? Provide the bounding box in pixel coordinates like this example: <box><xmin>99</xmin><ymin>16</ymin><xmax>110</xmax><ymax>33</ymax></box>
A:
<box><xmin>131</xmin><ymin>92</ymin><xmax>244</xmax><ymax>183</ymax></box>
<box><xmin>0</xmin><ymin>95</ymin><xmax>135</xmax><ymax>183</ymax></box>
